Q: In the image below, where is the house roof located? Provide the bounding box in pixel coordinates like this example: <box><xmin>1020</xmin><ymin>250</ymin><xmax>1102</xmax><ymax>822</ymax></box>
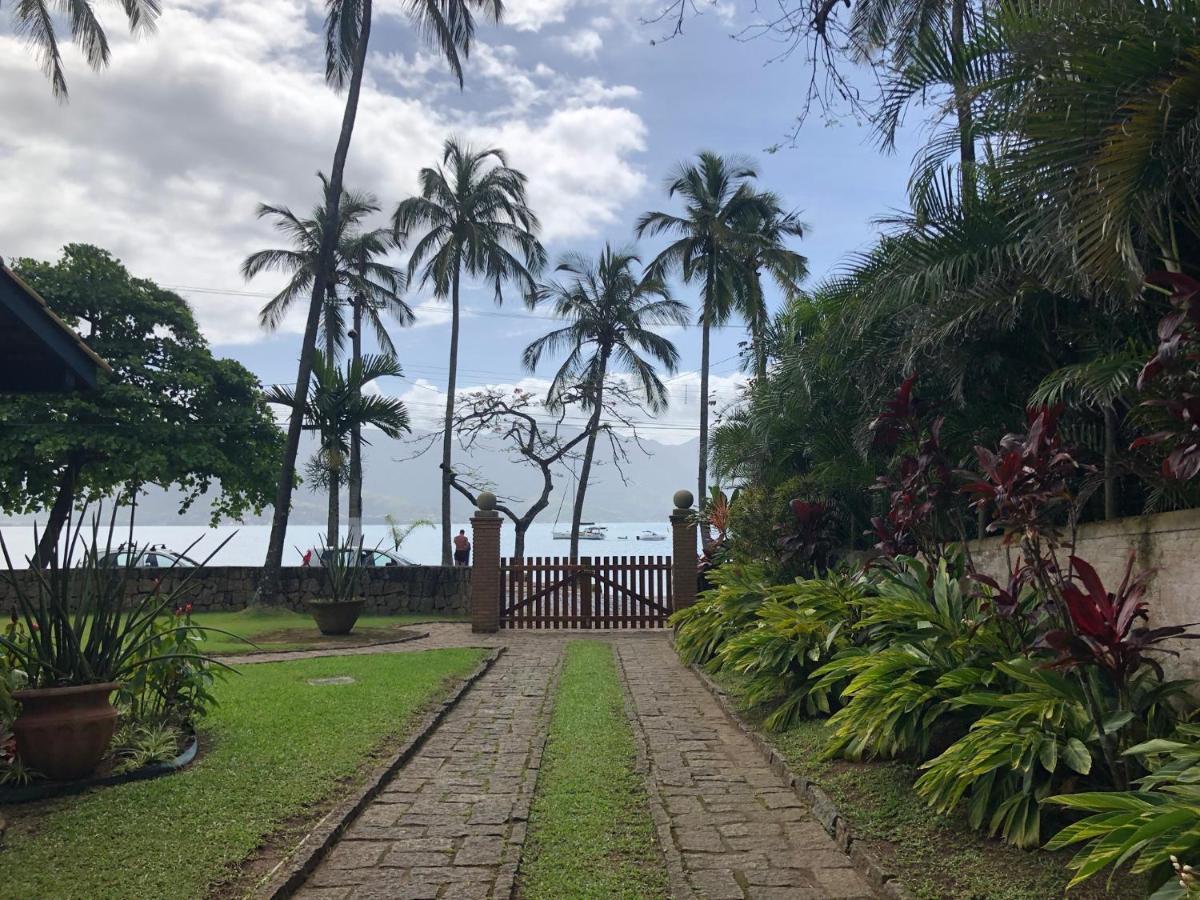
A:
<box><xmin>0</xmin><ymin>258</ymin><xmax>111</xmax><ymax>392</ymax></box>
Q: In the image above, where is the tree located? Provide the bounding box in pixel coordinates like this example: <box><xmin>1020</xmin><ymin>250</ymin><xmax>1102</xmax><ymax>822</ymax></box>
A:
<box><xmin>265</xmin><ymin>352</ymin><xmax>410</xmax><ymax>540</ymax></box>
<box><xmin>442</xmin><ymin>388</ymin><xmax>590</xmax><ymax>562</ymax></box>
<box><xmin>393</xmin><ymin>138</ymin><xmax>546</xmax><ymax>565</ymax></box>
<box><xmin>243</xmin><ymin>177</ymin><xmax>410</xmax><ymax>542</ymax></box>
<box><xmin>523</xmin><ymin>245</ymin><xmax>688</xmax><ymax>560</ymax></box>
<box><xmin>737</xmin><ymin>200</ymin><xmax>808</xmax><ymax>382</ymax></box>
<box><xmin>441</xmin><ymin>385</ymin><xmax>653</xmax><ymax>560</ymax></box>
<box><xmin>637</xmin><ymin>153</ymin><xmax>794</xmax><ymax>518</ymax></box>
<box><xmin>259</xmin><ymin>0</ymin><xmax>502</xmax><ymax>602</ymax></box>
<box><xmin>8</xmin><ymin>0</ymin><xmax>159</xmax><ymax>99</ymax></box>
<box><xmin>0</xmin><ymin>244</ymin><xmax>283</xmax><ymax>564</ymax></box>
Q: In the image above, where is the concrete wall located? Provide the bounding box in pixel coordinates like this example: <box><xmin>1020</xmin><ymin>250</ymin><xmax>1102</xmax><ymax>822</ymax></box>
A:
<box><xmin>966</xmin><ymin>508</ymin><xmax>1200</xmax><ymax>681</ymax></box>
<box><xmin>0</xmin><ymin>565</ymin><xmax>471</xmax><ymax>617</ymax></box>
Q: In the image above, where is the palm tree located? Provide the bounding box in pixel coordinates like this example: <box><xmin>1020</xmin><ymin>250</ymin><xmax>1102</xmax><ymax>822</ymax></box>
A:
<box><xmin>259</xmin><ymin>0</ymin><xmax>500</xmax><ymax>601</ymax></box>
<box><xmin>523</xmin><ymin>245</ymin><xmax>689</xmax><ymax>561</ymax></box>
<box><xmin>393</xmin><ymin>138</ymin><xmax>546</xmax><ymax>565</ymax></box>
<box><xmin>265</xmin><ymin>352</ymin><xmax>410</xmax><ymax>540</ymax></box>
<box><xmin>243</xmin><ymin>178</ymin><xmax>410</xmax><ymax>543</ymax></box>
<box><xmin>737</xmin><ymin>200</ymin><xmax>809</xmax><ymax>381</ymax></box>
<box><xmin>9</xmin><ymin>0</ymin><xmax>159</xmax><ymax>99</ymax></box>
<box><xmin>636</xmin><ymin>152</ymin><xmax>798</xmax><ymax>514</ymax></box>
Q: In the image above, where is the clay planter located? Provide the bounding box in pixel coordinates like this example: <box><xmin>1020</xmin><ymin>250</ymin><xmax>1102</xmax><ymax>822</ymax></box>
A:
<box><xmin>12</xmin><ymin>683</ymin><xmax>120</xmax><ymax>781</ymax></box>
<box><xmin>306</xmin><ymin>599</ymin><xmax>365</xmax><ymax>636</ymax></box>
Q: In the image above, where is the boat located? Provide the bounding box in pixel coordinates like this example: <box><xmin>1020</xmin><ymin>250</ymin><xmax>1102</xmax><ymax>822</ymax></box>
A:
<box><xmin>635</xmin><ymin>530</ymin><xmax>666</xmax><ymax>542</ymax></box>
<box><xmin>553</xmin><ymin>525</ymin><xmax>607</xmax><ymax>541</ymax></box>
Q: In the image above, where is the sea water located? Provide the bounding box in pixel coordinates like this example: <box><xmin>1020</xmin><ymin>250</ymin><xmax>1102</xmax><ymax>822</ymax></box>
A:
<box><xmin>0</xmin><ymin>521</ymin><xmax>677</xmax><ymax>568</ymax></box>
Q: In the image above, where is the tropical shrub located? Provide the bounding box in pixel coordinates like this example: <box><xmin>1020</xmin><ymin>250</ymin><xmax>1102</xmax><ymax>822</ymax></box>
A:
<box><xmin>815</xmin><ymin>555</ymin><xmax>1011</xmax><ymax>760</ymax></box>
<box><xmin>1045</xmin><ymin>724</ymin><xmax>1200</xmax><ymax>895</ymax></box>
<box><xmin>715</xmin><ymin>571</ymin><xmax>863</xmax><ymax>730</ymax></box>
<box><xmin>670</xmin><ymin>563</ymin><xmax>772</xmax><ymax>666</ymax></box>
<box><xmin>915</xmin><ymin>660</ymin><xmax>1103</xmax><ymax>849</ymax></box>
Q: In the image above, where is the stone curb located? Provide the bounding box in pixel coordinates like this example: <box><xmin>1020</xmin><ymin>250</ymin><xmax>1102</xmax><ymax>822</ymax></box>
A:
<box><xmin>215</xmin><ymin>628</ymin><xmax>432</xmax><ymax>666</ymax></box>
<box><xmin>688</xmin><ymin>663</ymin><xmax>915</xmax><ymax>900</ymax></box>
<box><xmin>259</xmin><ymin>646</ymin><xmax>506</xmax><ymax>899</ymax></box>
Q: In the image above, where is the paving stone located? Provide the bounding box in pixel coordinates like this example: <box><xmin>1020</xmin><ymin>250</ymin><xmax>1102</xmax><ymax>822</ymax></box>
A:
<box><xmin>615</xmin><ymin>636</ymin><xmax>877</xmax><ymax>900</ymax></box>
<box><xmin>295</xmin><ymin>639</ymin><xmax>561</xmax><ymax>898</ymax></box>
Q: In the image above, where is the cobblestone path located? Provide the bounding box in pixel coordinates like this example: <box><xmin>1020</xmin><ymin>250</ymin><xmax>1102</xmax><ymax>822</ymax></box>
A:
<box><xmin>295</xmin><ymin>638</ymin><xmax>562</xmax><ymax>900</ymax></box>
<box><xmin>616</xmin><ymin>636</ymin><xmax>876</xmax><ymax>900</ymax></box>
<box><xmin>291</xmin><ymin>628</ymin><xmax>875</xmax><ymax>899</ymax></box>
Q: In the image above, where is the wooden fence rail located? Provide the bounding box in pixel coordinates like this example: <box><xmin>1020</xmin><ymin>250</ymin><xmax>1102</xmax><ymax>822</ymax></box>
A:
<box><xmin>499</xmin><ymin>555</ymin><xmax>672</xmax><ymax>629</ymax></box>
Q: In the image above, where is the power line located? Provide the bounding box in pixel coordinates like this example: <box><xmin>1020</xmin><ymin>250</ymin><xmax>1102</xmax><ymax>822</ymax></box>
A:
<box><xmin>164</xmin><ymin>282</ymin><xmax>759</xmax><ymax>331</ymax></box>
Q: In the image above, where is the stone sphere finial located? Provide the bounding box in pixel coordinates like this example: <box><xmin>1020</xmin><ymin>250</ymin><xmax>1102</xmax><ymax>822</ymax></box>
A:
<box><xmin>476</xmin><ymin>491</ymin><xmax>497</xmax><ymax>511</ymax></box>
<box><xmin>673</xmin><ymin>489</ymin><xmax>694</xmax><ymax>510</ymax></box>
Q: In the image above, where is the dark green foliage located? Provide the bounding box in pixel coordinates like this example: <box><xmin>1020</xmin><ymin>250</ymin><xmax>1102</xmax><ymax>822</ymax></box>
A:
<box><xmin>0</xmin><ymin>245</ymin><xmax>283</xmax><ymax>539</ymax></box>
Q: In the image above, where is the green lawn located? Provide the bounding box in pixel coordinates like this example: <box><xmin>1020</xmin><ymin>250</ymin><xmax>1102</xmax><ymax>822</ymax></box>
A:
<box><xmin>191</xmin><ymin>607</ymin><xmax>466</xmax><ymax>655</ymax></box>
<box><xmin>712</xmin><ymin>672</ymin><xmax>1143</xmax><ymax>900</ymax></box>
<box><xmin>0</xmin><ymin>648</ymin><xmax>487</xmax><ymax>899</ymax></box>
<box><xmin>519</xmin><ymin>640</ymin><xmax>668</xmax><ymax>900</ymax></box>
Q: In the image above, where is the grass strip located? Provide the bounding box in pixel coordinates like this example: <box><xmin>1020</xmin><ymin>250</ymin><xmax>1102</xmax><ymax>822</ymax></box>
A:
<box><xmin>192</xmin><ymin>608</ymin><xmax>467</xmax><ymax>655</ymax></box>
<box><xmin>519</xmin><ymin>640</ymin><xmax>668</xmax><ymax>900</ymax></box>
<box><xmin>0</xmin><ymin>648</ymin><xmax>486</xmax><ymax>899</ymax></box>
<box><xmin>711</xmin><ymin>671</ymin><xmax>1142</xmax><ymax>900</ymax></box>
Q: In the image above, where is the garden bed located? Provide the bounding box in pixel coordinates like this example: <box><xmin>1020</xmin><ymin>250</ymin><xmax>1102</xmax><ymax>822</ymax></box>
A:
<box><xmin>0</xmin><ymin>648</ymin><xmax>487</xmax><ymax>899</ymax></box>
<box><xmin>708</xmin><ymin>671</ymin><xmax>1145</xmax><ymax>900</ymax></box>
<box><xmin>191</xmin><ymin>608</ymin><xmax>466</xmax><ymax>655</ymax></box>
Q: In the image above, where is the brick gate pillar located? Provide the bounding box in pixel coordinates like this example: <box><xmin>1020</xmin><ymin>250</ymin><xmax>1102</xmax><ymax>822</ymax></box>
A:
<box><xmin>670</xmin><ymin>489</ymin><xmax>698</xmax><ymax>613</ymax></box>
<box><xmin>470</xmin><ymin>491</ymin><xmax>502</xmax><ymax>633</ymax></box>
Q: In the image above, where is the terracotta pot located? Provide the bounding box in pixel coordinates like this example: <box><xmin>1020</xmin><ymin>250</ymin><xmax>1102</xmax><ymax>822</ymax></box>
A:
<box><xmin>12</xmin><ymin>683</ymin><xmax>119</xmax><ymax>781</ymax></box>
<box><xmin>306</xmin><ymin>599</ymin><xmax>365</xmax><ymax>636</ymax></box>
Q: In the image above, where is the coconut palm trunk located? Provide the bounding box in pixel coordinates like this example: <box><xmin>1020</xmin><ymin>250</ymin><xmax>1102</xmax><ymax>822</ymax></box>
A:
<box><xmin>697</xmin><ymin>260</ymin><xmax>715</xmax><ymax>540</ymax></box>
<box><xmin>569</xmin><ymin>358</ymin><xmax>608</xmax><ymax>562</ymax></box>
<box><xmin>257</xmin><ymin>0</ymin><xmax>373</xmax><ymax>602</ymax></box>
<box><xmin>441</xmin><ymin>258</ymin><xmax>462</xmax><ymax>566</ymax></box>
<box><xmin>349</xmin><ymin>293</ymin><xmax>364</xmax><ymax>542</ymax></box>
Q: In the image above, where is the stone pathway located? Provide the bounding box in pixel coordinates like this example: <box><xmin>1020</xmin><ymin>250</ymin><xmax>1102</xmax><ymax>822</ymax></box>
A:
<box><xmin>290</xmin><ymin>627</ymin><xmax>875</xmax><ymax>899</ymax></box>
<box><xmin>296</xmin><ymin>638</ymin><xmax>563</xmax><ymax>900</ymax></box>
<box><xmin>616</xmin><ymin>636</ymin><xmax>875</xmax><ymax>900</ymax></box>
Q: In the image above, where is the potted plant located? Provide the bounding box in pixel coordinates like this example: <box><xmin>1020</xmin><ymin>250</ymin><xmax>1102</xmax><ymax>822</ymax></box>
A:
<box><xmin>0</xmin><ymin>510</ymin><xmax>229</xmax><ymax>781</ymax></box>
<box><xmin>306</xmin><ymin>534</ymin><xmax>368</xmax><ymax>636</ymax></box>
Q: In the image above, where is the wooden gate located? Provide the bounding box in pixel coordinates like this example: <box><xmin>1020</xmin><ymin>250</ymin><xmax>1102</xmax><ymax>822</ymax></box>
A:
<box><xmin>499</xmin><ymin>555</ymin><xmax>672</xmax><ymax>629</ymax></box>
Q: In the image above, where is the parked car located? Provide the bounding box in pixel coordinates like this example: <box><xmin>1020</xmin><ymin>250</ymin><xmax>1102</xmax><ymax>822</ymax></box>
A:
<box><xmin>95</xmin><ymin>544</ymin><xmax>198</xmax><ymax>569</ymax></box>
<box><xmin>301</xmin><ymin>547</ymin><xmax>416</xmax><ymax>568</ymax></box>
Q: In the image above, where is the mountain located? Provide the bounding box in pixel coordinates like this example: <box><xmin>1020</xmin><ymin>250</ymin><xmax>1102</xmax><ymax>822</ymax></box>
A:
<box><xmin>7</xmin><ymin>431</ymin><xmax>701</xmax><ymax>526</ymax></box>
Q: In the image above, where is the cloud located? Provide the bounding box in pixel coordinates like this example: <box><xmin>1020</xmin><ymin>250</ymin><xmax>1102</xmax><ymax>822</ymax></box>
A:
<box><xmin>555</xmin><ymin>28</ymin><xmax>604</xmax><ymax>59</ymax></box>
<box><xmin>0</xmin><ymin>0</ymin><xmax>646</xmax><ymax>345</ymax></box>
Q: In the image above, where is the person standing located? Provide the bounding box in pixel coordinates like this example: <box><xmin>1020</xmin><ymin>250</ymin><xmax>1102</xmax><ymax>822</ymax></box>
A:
<box><xmin>453</xmin><ymin>529</ymin><xmax>471</xmax><ymax>567</ymax></box>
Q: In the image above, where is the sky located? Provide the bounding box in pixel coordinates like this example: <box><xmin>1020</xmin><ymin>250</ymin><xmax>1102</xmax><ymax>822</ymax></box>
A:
<box><xmin>0</xmin><ymin>0</ymin><xmax>921</xmax><ymax>448</ymax></box>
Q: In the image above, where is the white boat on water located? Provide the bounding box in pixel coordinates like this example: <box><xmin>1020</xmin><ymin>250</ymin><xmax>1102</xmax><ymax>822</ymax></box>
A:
<box><xmin>635</xmin><ymin>530</ymin><xmax>666</xmax><ymax>542</ymax></box>
<box><xmin>553</xmin><ymin>525</ymin><xmax>607</xmax><ymax>541</ymax></box>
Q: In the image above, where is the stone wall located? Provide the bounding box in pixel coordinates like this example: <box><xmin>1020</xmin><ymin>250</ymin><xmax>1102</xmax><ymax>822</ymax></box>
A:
<box><xmin>0</xmin><ymin>565</ymin><xmax>471</xmax><ymax>617</ymax></box>
<box><xmin>966</xmin><ymin>507</ymin><xmax>1200</xmax><ymax>681</ymax></box>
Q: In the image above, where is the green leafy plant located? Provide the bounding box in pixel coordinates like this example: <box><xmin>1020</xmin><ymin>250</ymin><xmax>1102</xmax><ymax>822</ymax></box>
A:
<box><xmin>715</xmin><ymin>571</ymin><xmax>862</xmax><ymax>730</ymax></box>
<box><xmin>0</xmin><ymin>508</ymin><xmax>235</xmax><ymax>689</ymax></box>
<box><xmin>1045</xmin><ymin>724</ymin><xmax>1200</xmax><ymax>895</ymax></box>
<box><xmin>313</xmin><ymin>533</ymin><xmax>369</xmax><ymax>604</ymax></box>
<box><xmin>113</xmin><ymin>723</ymin><xmax>184</xmax><ymax>774</ymax></box>
<box><xmin>915</xmin><ymin>659</ymin><xmax>1116</xmax><ymax>849</ymax></box>
<box><xmin>118</xmin><ymin>605</ymin><xmax>228</xmax><ymax>730</ymax></box>
<box><xmin>669</xmin><ymin>563</ymin><xmax>770</xmax><ymax>666</ymax></box>
<box><xmin>815</xmin><ymin>555</ymin><xmax>1010</xmax><ymax>761</ymax></box>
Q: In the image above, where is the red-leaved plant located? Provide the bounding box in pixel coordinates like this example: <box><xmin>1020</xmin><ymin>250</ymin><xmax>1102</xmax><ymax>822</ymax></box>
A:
<box><xmin>1045</xmin><ymin>555</ymin><xmax>1196</xmax><ymax>685</ymax></box>
<box><xmin>868</xmin><ymin>375</ymin><xmax>959</xmax><ymax>560</ymax></box>
<box><xmin>961</xmin><ymin>406</ymin><xmax>1080</xmax><ymax>549</ymax></box>
<box><xmin>777</xmin><ymin>498</ymin><xmax>835</xmax><ymax>575</ymax></box>
<box><xmin>1131</xmin><ymin>271</ymin><xmax>1200</xmax><ymax>481</ymax></box>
